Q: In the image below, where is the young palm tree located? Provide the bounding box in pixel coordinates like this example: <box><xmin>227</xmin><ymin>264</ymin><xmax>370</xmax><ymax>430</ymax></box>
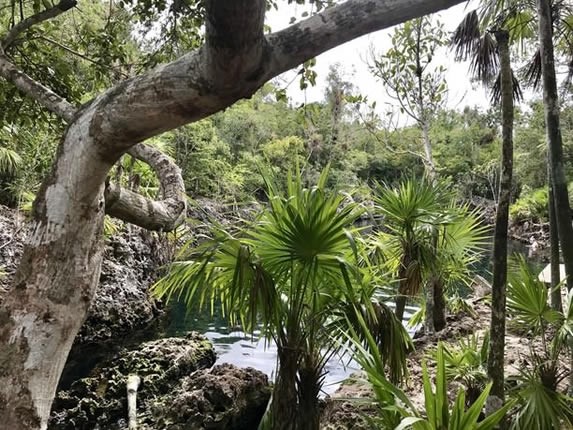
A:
<box><xmin>506</xmin><ymin>256</ymin><xmax>573</xmax><ymax>429</ymax></box>
<box><xmin>152</xmin><ymin>168</ymin><xmax>411</xmax><ymax>430</ymax></box>
<box><xmin>370</xmin><ymin>178</ymin><xmax>487</xmax><ymax>333</ymax></box>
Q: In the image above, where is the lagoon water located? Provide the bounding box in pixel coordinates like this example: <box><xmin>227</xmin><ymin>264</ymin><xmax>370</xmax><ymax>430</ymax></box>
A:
<box><xmin>158</xmin><ymin>239</ymin><xmax>543</xmax><ymax>395</ymax></box>
<box><xmin>161</xmin><ymin>300</ymin><xmax>418</xmax><ymax>395</ymax></box>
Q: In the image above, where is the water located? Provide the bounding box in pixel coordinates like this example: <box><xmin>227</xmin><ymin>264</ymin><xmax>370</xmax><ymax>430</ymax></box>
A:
<box><xmin>157</xmin><ymin>239</ymin><xmax>542</xmax><ymax>395</ymax></box>
<box><xmin>160</xmin><ymin>300</ymin><xmax>418</xmax><ymax>395</ymax></box>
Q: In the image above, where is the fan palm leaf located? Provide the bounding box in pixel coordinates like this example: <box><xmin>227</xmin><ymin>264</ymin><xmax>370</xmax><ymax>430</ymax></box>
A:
<box><xmin>153</xmin><ymin>167</ymin><xmax>412</xmax><ymax>427</ymax></box>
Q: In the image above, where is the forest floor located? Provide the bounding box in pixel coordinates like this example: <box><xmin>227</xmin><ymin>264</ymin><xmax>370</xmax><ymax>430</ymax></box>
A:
<box><xmin>321</xmin><ymin>290</ymin><xmax>571</xmax><ymax>429</ymax></box>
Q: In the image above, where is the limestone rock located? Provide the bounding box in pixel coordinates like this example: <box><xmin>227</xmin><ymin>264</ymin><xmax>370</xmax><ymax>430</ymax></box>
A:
<box><xmin>50</xmin><ymin>334</ymin><xmax>271</xmax><ymax>430</ymax></box>
<box><xmin>145</xmin><ymin>363</ymin><xmax>271</xmax><ymax>430</ymax></box>
<box><xmin>49</xmin><ymin>332</ymin><xmax>217</xmax><ymax>429</ymax></box>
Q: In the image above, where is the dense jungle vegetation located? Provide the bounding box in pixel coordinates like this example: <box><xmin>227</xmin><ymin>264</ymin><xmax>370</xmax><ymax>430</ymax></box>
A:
<box><xmin>1</xmin><ymin>0</ymin><xmax>573</xmax><ymax>429</ymax></box>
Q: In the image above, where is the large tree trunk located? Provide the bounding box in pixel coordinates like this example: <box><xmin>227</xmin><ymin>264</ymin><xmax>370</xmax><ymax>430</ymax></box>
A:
<box><xmin>538</xmin><ymin>0</ymin><xmax>573</xmax><ymax>292</ymax></box>
<box><xmin>487</xmin><ymin>29</ymin><xmax>513</xmax><ymax>406</ymax></box>
<box><xmin>0</xmin><ymin>0</ymin><xmax>468</xmax><ymax>427</ymax></box>
<box><xmin>0</xmin><ymin>121</ymin><xmax>109</xmax><ymax>429</ymax></box>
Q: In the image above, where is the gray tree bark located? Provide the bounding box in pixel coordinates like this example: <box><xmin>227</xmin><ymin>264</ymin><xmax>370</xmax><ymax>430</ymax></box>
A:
<box><xmin>487</xmin><ymin>29</ymin><xmax>513</xmax><ymax>405</ymax></box>
<box><xmin>0</xmin><ymin>0</ymin><xmax>466</xmax><ymax>428</ymax></box>
<box><xmin>548</xmin><ymin>166</ymin><xmax>562</xmax><ymax>312</ymax></box>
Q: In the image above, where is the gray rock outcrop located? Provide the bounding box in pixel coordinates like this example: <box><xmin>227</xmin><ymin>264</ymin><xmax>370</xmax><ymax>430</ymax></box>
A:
<box><xmin>49</xmin><ymin>333</ymin><xmax>271</xmax><ymax>430</ymax></box>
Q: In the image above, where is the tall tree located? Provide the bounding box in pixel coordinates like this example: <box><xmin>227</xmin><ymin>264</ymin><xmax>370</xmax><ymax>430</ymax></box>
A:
<box><xmin>487</xmin><ymin>28</ymin><xmax>513</xmax><ymax>405</ymax></box>
<box><xmin>369</xmin><ymin>16</ymin><xmax>448</xmax><ymax>331</ymax></box>
<box><xmin>369</xmin><ymin>16</ymin><xmax>448</xmax><ymax>180</ymax></box>
<box><xmin>537</xmin><ymin>0</ymin><xmax>573</xmax><ymax>293</ymax></box>
<box><xmin>0</xmin><ymin>0</ymin><xmax>466</xmax><ymax>428</ymax></box>
<box><xmin>451</xmin><ymin>5</ymin><xmax>522</xmax><ymax>409</ymax></box>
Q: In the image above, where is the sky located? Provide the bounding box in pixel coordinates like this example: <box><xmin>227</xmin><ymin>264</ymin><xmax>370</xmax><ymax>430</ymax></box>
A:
<box><xmin>266</xmin><ymin>1</ymin><xmax>493</xmax><ymax>120</ymax></box>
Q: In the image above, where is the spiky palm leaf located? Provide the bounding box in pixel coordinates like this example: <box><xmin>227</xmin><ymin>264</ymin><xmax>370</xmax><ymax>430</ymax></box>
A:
<box><xmin>491</xmin><ymin>68</ymin><xmax>524</xmax><ymax>104</ymax></box>
<box><xmin>346</xmin><ymin>339</ymin><xmax>512</xmax><ymax>430</ymax></box>
<box><xmin>507</xmin><ymin>256</ymin><xmax>562</xmax><ymax>335</ymax></box>
<box><xmin>371</xmin><ymin>178</ymin><xmax>487</xmax><ymax>302</ymax></box>
<box><xmin>153</xmin><ymin>167</ymin><xmax>412</xmax><ymax>426</ymax></box>
<box><xmin>451</xmin><ymin>2</ymin><xmax>531</xmax><ymax>103</ymax></box>
<box><xmin>522</xmin><ymin>48</ymin><xmax>542</xmax><ymax>90</ymax></box>
<box><xmin>508</xmin><ymin>365</ymin><xmax>573</xmax><ymax>430</ymax></box>
<box><xmin>371</xmin><ymin>178</ymin><xmax>452</xmax><ymax>297</ymax></box>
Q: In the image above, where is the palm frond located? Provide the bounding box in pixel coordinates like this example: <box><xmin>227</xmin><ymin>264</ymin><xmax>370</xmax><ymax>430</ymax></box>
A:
<box><xmin>509</xmin><ymin>366</ymin><xmax>573</xmax><ymax>430</ymax></box>
<box><xmin>490</xmin><ymin>68</ymin><xmax>523</xmax><ymax>104</ymax></box>
<box><xmin>522</xmin><ymin>48</ymin><xmax>542</xmax><ymax>90</ymax></box>
<box><xmin>452</xmin><ymin>10</ymin><xmax>482</xmax><ymax>61</ymax></box>
<box><xmin>507</xmin><ymin>255</ymin><xmax>562</xmax><ymax>334</ymax></box>
<box><xmin>470</xmin><ymin>33</ymin><xmax>499</xmax><ymax>85</ymax></box>
<box><xmin>0</xmin><ymin>146</ymin><xmax>22</xmax><ymax>177</ymax></box>
<box><xmin>349</xmin><ymin>299</ymin><xmax>413</xmax><ymax>383</ymax></box>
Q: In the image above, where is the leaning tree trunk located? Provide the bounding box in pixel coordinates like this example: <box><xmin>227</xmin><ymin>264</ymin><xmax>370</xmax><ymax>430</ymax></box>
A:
<box><xmin>538</xmin><ymin>0</ymin><xmax>573</xmax><ymax>292</ymax></box>
<box><xmin>0</xmin><ymin>120</ymin><xmax>110</xmax><ymax>429</ymax></box>
<box><xmin>487</xmin><ymin>29</ymin><xmax>513</xmax><ymax>406</ymax></box>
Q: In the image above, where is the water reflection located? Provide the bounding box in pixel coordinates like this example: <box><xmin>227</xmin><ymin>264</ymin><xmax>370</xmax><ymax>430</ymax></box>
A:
<box><xmin>161</xmin><ymin>300</ymin><xmax>417</xmax><ymax>395</ymax></box>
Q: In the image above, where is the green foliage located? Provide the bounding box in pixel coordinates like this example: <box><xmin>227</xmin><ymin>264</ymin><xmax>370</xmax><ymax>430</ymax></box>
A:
<box><xmin>438</xmin><ymin>333</ymin><xmax>489</xmax><ymax>404</ymax></box>
<box><xmin>153</xmin><ymin>167</ymin><xmax>412</xmax><ymax>425</ymax></box>
<box><xmin>510</xmin><ymin>187</ymin><xmax>548</xmax><ymax>222</ymax></box>
<box><xmin>370</xmin><ymin>17</ymin><xmax>448</xmax><ymax>122</ymax></box>
<box><xmin>348</xmin><ymin>338</ymin><xmax>511</xmax><ymax>430</ymax></box>
<box><xmin>404</xmin><ymin>343</ymin><xmax>512</xmax><ymax>430</ymax></box>
<box><xmin>507</xmin><ymin>255</ymin><xmax>562</xmax><ymax>334</ymax></box>
<box><xmin>0</xmin><ymin>146</ymin><xmax>22</xmax><ymax>177</ymax></box>
<box><xmin>369</xmin><ymin>177</ymin><xmax>487</xmax><ymax>304</ymax></box>
<box><xmin>509</xmin><ymin>366</ymin><xmax>573</xmax><ymax>430</ymax></box>
<box><xmin>506</xmin><ymin>256</ymin><xmax>573</xmax><ymax>430</ymax></box>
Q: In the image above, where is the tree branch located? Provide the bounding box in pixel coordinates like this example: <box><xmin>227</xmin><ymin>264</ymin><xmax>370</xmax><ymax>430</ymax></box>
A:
<box><xmin>84</xmin><ymin>0</ymin><xmax>466</xmax><ymax>154</ymax></box>
<box><xmin>0</xmin><ymin>54</ymin><xmax>76</xmax><ymax>121</ymax></box>
<box><xmin>104</xmin><ymin>143</ymin><xmax>187</xmax><ymax>232</ymax></box>
<box><xmin>1</xmin><ymin>0</ymin><xmax>77</xmax><ymax>51</ymax></box>
<box><xmin>265</xmin><ymin>0</ymin><xmax>465</xmax><ymax>78</ymax></box>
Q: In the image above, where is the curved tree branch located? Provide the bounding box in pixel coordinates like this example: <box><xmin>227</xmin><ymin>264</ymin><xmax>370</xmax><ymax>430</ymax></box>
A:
<box><xmin>1</xmin><ymin>0</ymin><xmax>77</xmax><ymax>51</ymax></box>
<box><xmin>0</xmin><ymin>52</ymin><xmax>186</xmax><ymax>231</ymax></box>
<box><xmin>104</xmin><ymin>144</ymin><xmax>186</xmax><ymax>232</ymax></box>
<box><xmin>84</xmin><ymin>0</ymin><xmax>466</xmax><ymax>154</ymax></box>
<box><xmin>0</xmin><ymin>0</ymin><xmax>466</xmax><ymax>233</ymax></box>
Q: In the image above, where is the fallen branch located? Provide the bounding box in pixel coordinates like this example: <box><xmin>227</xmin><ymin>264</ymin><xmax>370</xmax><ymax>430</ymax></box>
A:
<box><xmin>127</xmin><ymin>374</ymin><xmax>141</xmax><ymax>430</ymax></box>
